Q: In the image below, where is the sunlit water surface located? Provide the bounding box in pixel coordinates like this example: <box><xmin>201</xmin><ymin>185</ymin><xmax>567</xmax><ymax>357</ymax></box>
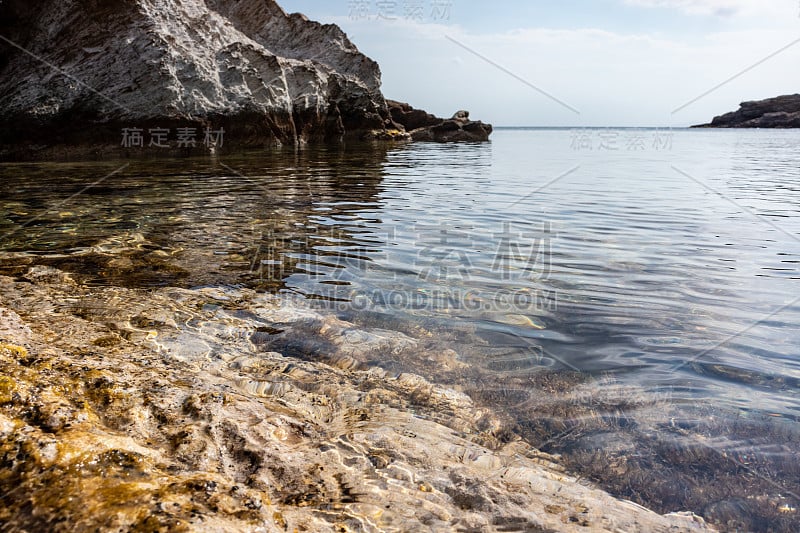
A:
<box><xmin>2</xmin><ymin>128</ymin><xmax>800</xmax><ymax>529</ymax></box>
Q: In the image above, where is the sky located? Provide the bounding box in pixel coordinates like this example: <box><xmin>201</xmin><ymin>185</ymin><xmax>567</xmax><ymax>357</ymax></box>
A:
<box><xmin>278</xmin><ymin>0</ymin><xmax>800</xmax><ymax>127</ymax></box>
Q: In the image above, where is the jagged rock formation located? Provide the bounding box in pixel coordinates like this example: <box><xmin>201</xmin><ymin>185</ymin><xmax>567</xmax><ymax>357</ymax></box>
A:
<box><xmin>694</xmin><ymin>94</ymin><xmax>800</xmax><ymax>128</ymax></box>
<box><xmin>0</xmin><ymin>0</ymin><xmax>412</xmax><ymax>158</ymax></box>
<box><xmin>388</xmin><ymin>99</ymin><xmax>494</xmax><ymax>141</ymax></box>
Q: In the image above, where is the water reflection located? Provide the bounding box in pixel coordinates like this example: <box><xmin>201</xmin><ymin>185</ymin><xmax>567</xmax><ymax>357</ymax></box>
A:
<box><xmin>0</xmin><ymin>145</ymin><xmax>397</xmax><ymax>290</ymax></box>
<box><xmin>1</xmin><ymin>135</ymin><xmax>799</xmax><ymax>414</ymax></box>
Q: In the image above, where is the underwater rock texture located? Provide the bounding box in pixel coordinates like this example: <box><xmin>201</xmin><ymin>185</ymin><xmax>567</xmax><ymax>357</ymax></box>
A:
<box><xmin>0</xmin><ymin>268</ymin><xmax>711</xmax><ymax>532</ymax></box>
<box><xmin>693</xmin><ymin>94</ymin><xmax>800</xmax><ymax>128</ymax></box>
<box><xmin>0</xmin><ymin>0</ymin><xmax>410</xmax><ymax>158</ymax></box>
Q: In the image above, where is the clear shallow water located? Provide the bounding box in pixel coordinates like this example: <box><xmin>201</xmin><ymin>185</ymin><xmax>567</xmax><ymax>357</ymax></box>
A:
<box><xmin>2</xmin><ymin>129</ymin><xmax>800</xmax><ymax>528</ymax></box>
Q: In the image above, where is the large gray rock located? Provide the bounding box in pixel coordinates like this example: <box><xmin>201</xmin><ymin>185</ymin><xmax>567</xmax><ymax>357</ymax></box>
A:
<box><xmin>694</xmin><ymin>94</ymin><xmax>800</xmax><ymax>128</ymax></box>
<box><xmin>0</xmin><ymin>0</ymin><xmax>406</xmax><ymax>157</ymax></box>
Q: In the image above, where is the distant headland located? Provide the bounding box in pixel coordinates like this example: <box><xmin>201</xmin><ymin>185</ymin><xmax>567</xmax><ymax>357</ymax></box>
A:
<box><xmin>693</xmin><ymin>94</ymin><xmax>800</xmax><ymax>128</ymax></box>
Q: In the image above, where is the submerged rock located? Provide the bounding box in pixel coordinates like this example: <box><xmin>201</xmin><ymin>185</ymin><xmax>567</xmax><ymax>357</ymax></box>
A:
<box><xmin>388</xmin><ymin>100</ymin><xmax>493</xmax><ymax>142</ymax></box>
<box><xmin>0</xmin><ymin>270</ymin><xmax>709</xmax><ymax>532</ymax></box>
<box><xmin>693</xmin><ymin>94</ymin><xmax>800</xmax><ymax>128</ymax></box>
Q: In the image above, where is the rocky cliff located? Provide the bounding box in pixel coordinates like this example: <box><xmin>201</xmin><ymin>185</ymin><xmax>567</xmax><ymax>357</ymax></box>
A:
<box><xmin>694</xmin><ymin>94</ymin><xmax>800</xmax><ymax>128</ymax></box>
<box><xmin>0</xmin><ymin>0</ymin><xmax>490</xmax><ymax>158</ymax></box>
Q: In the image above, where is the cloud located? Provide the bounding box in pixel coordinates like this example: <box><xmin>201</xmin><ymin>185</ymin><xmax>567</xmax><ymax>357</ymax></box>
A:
<box><xmin>327</xmin><ymin>9</ymin><xmax>800</xmax><ymax>126</ymax></box>
<box><xmin>623</xmin><ymin>0</ymin><xmax>795</xmax><ymax>17</ymax></box>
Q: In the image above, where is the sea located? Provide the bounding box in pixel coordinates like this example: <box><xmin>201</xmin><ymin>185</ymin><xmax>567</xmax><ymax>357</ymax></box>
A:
<box><xmin>2</xmin><ymin>127</ymin><xmax>799</xmax><ymax>530</ymax></box>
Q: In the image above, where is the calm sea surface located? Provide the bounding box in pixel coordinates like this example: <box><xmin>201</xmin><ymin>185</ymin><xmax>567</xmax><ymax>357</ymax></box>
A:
<box><xmin>2</xmin><ymin>128</ymin><xmax>800</xmax><ymax>528</ymax></box>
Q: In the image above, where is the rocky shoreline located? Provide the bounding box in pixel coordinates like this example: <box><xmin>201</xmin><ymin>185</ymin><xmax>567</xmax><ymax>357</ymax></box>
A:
<box><xmin>693</xmin><ymin>94</ymin><xmax>800</xmax><ymax>128</ymax></box>
<box><xmin>387</xmin><ymin>101</ymin><xmax>493</xmax><ymax>142</ymax></box>
<box><xmin>0</xmin><ymin>0</ymin><xmax>491</xmax><ymax>161</ymax></box>
<box><xmin>0</xmin><ymin>266</ymin><xmax>711</xmax><ymax>532</ymax></box>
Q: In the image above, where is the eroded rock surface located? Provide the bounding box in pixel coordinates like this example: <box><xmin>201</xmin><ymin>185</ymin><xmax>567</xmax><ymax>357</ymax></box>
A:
<box><xmin>694</xmin><ymin>94</ymin><xmax>800</xmax><ymax>128</ymax></box>
<box><xmin>0</xmin><ymin>268</ymin><xmax>710</xmax><ymax>532</ymax></box>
